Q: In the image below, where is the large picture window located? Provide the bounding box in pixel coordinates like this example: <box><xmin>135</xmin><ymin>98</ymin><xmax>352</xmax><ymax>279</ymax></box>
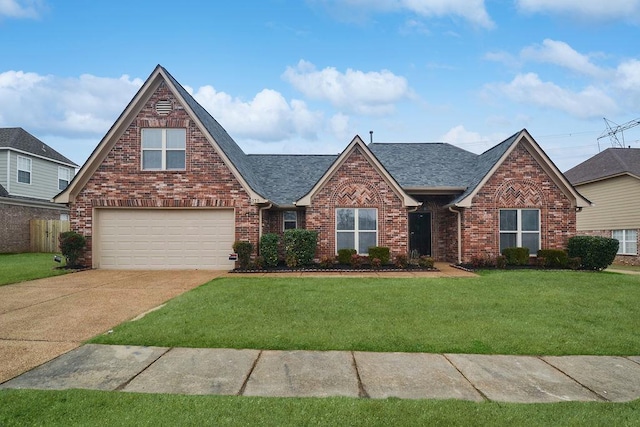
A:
<box><xmin>17</xmin><ymin>155</ymin><xmax>31</xmax><ymax>184</ymax></box>
<box><xmin>612</xmin><ymin>230</ymin><xmax>638</xmax><ymax>255</ymax></box>
<box><xmin>141</xmin><ymin>128</ymin><xmax>186</xmax><ymax>170</ymax></box>
<box><xmin>336</xmin><ymin>208</ymin><xmax>377</xmax><ymax>254</ymax></box>
<box><xmin>499</xmin><ymin>209</ymin><xmax>540</xmax><ymax>254</ymax></box>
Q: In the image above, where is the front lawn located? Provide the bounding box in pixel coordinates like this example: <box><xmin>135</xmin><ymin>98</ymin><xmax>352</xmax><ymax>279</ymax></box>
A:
<box><xmin>90</xmin><ymin>270</ymin><xmax>640</xmax><ymax>355</ymax></box>
<box><xmin>1</xmin><ymin>389</ymin><xmax>638</xmax><ymax>427</ymax></box>
<box><xmin>0</xmin><ymin>253</ymin><xmax>69</xmax><ymax>286</ymax></box>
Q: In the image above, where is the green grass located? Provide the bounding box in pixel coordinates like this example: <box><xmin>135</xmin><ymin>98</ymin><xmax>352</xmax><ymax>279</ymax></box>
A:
<box><xmin>0</xmin><ymin>253</ymin><xmax>69</xmax><ymax>286</ymax></box>
<box><xmin>90</xmin><ymin>270</ymin><xmax>640</xmax><ymax>355</ymax></box>
<box><xmin>0</xmin><ymin>389</ymin><xmax>638</xmax><ymax>426</ymax></box>
<box><xmin>608</xmin><ymin>264</ymin><xmax>640</xmax><ymax>272</ymax></box>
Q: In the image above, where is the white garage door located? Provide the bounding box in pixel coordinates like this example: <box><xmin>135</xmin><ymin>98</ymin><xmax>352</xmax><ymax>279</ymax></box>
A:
<box><xmin>95</xmin><ymin>209</ymin><xmax>235</xmax><ymax>270</ymax></box>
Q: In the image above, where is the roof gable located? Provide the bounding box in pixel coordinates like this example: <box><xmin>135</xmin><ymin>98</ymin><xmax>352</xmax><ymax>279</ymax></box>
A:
<box><xmin>55</xmin><ymin>65</ymin><xmax>266</xmax><ymax>204</ymax></box>
<box><xmin>564</xmin><ymin>148</ymin><xmax>640</xmax><ymax>185</ymax></box>
<box><xmin>296</xmin><ymin>135</ymin><xmax>420</xmax><ymax>208</ymax></box>
<box><xmin>0</xmin><ymin>128</ymin><xmax>78</xmax><ymax>167</ymax></box>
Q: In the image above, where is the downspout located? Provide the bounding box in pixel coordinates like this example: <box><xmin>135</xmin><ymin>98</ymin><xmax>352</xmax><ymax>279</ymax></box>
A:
<box><xmin>448</xmin><ymin>206</ymin><xmax>462</xmax><ymax>264</ymax></box>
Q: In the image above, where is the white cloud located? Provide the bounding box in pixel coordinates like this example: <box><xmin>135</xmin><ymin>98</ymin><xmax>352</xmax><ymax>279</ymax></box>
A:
<box><xmin>328</xmin><ymin>113</ymin><xmax>351</xmax><ymax>141</ymax></box>
<box><xmin>520</xmin><ymin>39</ymin><xmax>605</xmax><ymax>77</ymax></box>
<box><xmin>313</xmin><ymin>0</ymin><xmax>494</xmax><ymax>28</ymax></box>
<box><xmin>0</xmin><ymin>0</ymin><xmax>45</xmax><ymax>19</ymax></box>
<box><xmin>192</xmin><ymin>85</ymin><xmax>323</xmax><ymax>142</ymax></box>
<box><xmin>485</xmin><ymin>72</ymin><xmax>618</xmax><ymax>119</ymax></box>
<box><xmin>615</xmin><ymin>59</ymin><xmax>640</xmax><ymax>91</ymax></box>
<box><xmin>282</xmin><ymin>60</ymin><xmax>413</xmax><ymax>115</ymax></box>
<box><xmin>440</xmin><ymin>125</ymin><xmax>506</xmax><ymax>153</ymax></box>
<box><xmin>516</xmin><ymin>0</ymin><xmax>640</xmax><ymax>21</ymax></box>
<box><xmin>0</xmin><ymin>70</ymin><xmax>142</xmax><ymax>137</ymax></box>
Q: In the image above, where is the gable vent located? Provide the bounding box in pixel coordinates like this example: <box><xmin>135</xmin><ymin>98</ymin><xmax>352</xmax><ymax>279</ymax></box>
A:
<box><xmin>155</xmin><ymin>100</ymin><xmax>172</xmax><ymax>115</ymax></box>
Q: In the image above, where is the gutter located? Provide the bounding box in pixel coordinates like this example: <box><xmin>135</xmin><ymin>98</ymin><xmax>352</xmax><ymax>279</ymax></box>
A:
<box><xmin>448</xmin><ymin>206</ymin><xmax>462</xmax><ymax>264</ymax></box>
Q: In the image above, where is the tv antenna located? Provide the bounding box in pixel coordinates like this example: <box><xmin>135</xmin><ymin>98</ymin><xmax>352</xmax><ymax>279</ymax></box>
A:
<box><xmin>597</xmin><ymin>117</ymin><xmax>640</xmax><ymax>151</ymax></box>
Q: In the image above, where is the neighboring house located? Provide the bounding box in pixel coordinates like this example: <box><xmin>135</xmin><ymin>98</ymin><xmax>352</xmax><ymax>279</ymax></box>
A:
<box><xmin>54</xmin><ymin>65</ymin><xmax>589</xmax><ymax>270</ymax></box>
<box><xmin>565</xmin><ymin>148</ymin><xmax>640</xmax><ymax>265</ymax></box>
<box><xmin>0</xmin><ymin>128</ymin><xmax>78</xmax><ymax>252</ymax></box>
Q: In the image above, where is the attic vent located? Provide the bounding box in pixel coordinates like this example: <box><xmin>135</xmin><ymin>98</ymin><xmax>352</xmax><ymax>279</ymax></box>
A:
<box><xmin>155</xmin><ymin>100</ymin><xmax>172</xmax><ymax>115</ymax></box>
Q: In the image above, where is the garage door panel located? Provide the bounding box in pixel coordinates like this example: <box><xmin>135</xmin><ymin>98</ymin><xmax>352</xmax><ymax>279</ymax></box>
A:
<box><xmin>96</xmin><ymin>209</ymin><xmax>235</xmax><ymax>270</ymax></box>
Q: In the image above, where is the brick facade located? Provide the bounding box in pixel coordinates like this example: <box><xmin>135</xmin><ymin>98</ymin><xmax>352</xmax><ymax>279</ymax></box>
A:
<box><xmin>580</xmin><ymin>229</ymin><xmax>640</xmax><ymax>266</ymax></box>
<box><xmin>0</xmin><ymin>201</ymin><xmax>68</xmax><ymax>253</ymax></box>
<box><xmin>305</xmin><ymin>147</ymin><xmax>409</xmax><ymax>260</ymax></box>
<box><xmin>70</xmin><ymin>82</ymin><xmax>259</xmax><ymax>266</ymax></box>
<box><xmin>460</xmin><ymin>144</ymin><xmax>576</xmax><ymax>263</ymax></box>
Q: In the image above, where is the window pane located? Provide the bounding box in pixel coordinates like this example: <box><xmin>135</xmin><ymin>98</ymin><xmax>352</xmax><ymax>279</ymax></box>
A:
<box><xmin>336</xmin><ymin>209</ymin><xmax>354</xmax><ymax>230</ymax></box>
<box><xmin>59</xmin><ymin>179</ymin><xmax>69</xmax><ymax>190</ymax></box>
<box><xmin>627</xmin><ymin>241</ymin><xmax>638</xmax><ymax>255</ymax></box>
<box><xmin>18</xmin><ymin>170</ymin><xmax>30</xmax><ymax>184</ymax></box>
<box><xmin>283</xmin><ymin>211</ymin><xmax>297</xmax><ymax>221</ymax></box>
<box><xmin>628</xmin><ymin>230</ymin><xmax>638</xmax><ymax>240</ymax></box>
<box><xmin>358</xmin><ymin>208</ymin><xmax>377</xmax><ymax>231</ymax></box>
<box><xmin>522</xmin><ymin>210</ymin><xmax>539</xmax><ymax>231</ymax></box>
<box><xmin>143</xmin><ymin>150</ymin><xmax>162</xmax><ymax>169</ymax></box>
<box><xmin>358</xmin><ymin>232</ymin><xmax>377</xmax><ymax>254</ymax></box>
<box><xmin>612</xmin><ymin>230</ymin><xmax>623</xmax><ymax>240</ymax></box>
<box><xmin>142</xmin><ymin>129</ymin><xmax>162</xmax><ymax>148</ymax></box>
<box><xmin>522</xmin><ymin>233</ymin><xmax>540</xmax><ymax>254</ymax></box>
<box><xmin>500</xmin><ymin>210</ymin><xmax>517</xmax><ymax>231</ymax></box>
<box><xmin>166</xmin><ymin>129</ymin><xmax>186</xmax><ymax>148</ymax></box>
<box><xmin>500</xmin><ymin>233</ymin><xmax>517</xmax><ymax>252</ymax></box>
<box><xmin>18</xmin><ymin>156</ymin><xmax>31</xmax><ymax>171</ymax></box>
<box><xmin>166</xmin><ymin>150</ymin><xmax>185</xmax><ymax>169</ymax></box>
<box><xmin>337</xmin><ymin>232</ymin><xmax>355</xmax><ymax>251</ymax></box>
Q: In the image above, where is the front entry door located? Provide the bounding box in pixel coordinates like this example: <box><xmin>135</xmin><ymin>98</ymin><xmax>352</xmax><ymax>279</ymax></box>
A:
<box><xmin>409</xmin><ymin>212</ymin><xmax>432</xmax><ymax>256</ymax></box>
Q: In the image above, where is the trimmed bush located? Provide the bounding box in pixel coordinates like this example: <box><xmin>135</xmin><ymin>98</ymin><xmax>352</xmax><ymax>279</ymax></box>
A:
<box><xmin>537</xmin><ymin>249</ymin><xmax>569</xmax><ymax>269</ymax></box>
<box><xmin>568</xmin><ymin>257</ymin><xmax>581</xmax><ymax>270</ymax></box>
<box><xmin>368</xmin><ymin>246</ymin><xmax>390</xmax><ymax>265</ymax></box>
<box><xmin>232</xmin><ymin>240</ymin><xmax>253</xmax><ymax>269</ymax></box>
<box><xmin>567</xmin><ymin>235</ymin><xmax>619</xmax><ymax>271</ymax></box>
<box><xmin>501</xmin><ymin>247</ymin><xmax>530</xmax><ymax>266</ymax></box>
<box><xmin>283</xmin><ymin>229</ymin><xmax>318</xmax><ymax>267</ymax></box>
<box><xmin>371</xmin><ymin>258</ymin><xmax>382</xmax><ymax>269</ymax></box>
<box><xmin>496</xmin><ymin>255</ymin><xmax>507</xmax><ymax>269</ymax></box>
<box><xmin>337</xmin><ymin>248</ymin><xmax>357</xmax><ymax>265</ymax></box>
<box><xmin>59</xmin><ymin>231</ymin><xmax>86</xmax><ymax>268</ymax></box>
<box><xmin>395</xmin><ymin>253</ymin><xmax>408</xmax><ymax>268</ymax></box>
<box><xmin>350</xmin><ymin>254</ymin><xmax>364</xmax><ymax>268</ymax></box>
<box><xmin>319</xmin><ymin>256</ymin><xmax>335</xmax><ymax>268</ymax></box>
<box><xmin>259</xmin><ymin>233</ymin><xmax>279</xmax><ymax>268</ymax></box>
<box><xmin>418</xmin><ymin>256</ymin><xmax>434</xmax><ymax>269</ymax></box>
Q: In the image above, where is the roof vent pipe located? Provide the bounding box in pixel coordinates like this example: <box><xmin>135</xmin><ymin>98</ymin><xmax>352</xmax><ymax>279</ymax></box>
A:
<box><xmin>369</xmin><ymin>130</ymin><xmax>373</xmax><ymax>144</ymax></box>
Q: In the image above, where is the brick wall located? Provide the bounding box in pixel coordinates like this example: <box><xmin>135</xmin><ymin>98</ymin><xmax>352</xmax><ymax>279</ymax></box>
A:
<box><xmin>70</xmin><ymin>81</ymin><xmax>258</xmax><ymax>266</ymax></box>
<box><xmin>461</xmin><ymin>143</ymin><xmax>576</xmax><ymax>263</ymax></box>
<box><xmin>0</xmin><ymin>201</ymin><xmax>67</xmax><ymax>253</ymax></box>
<box><xmin>305</xmin><ymin>147</ymin><xmax>409</xmax><ymax>260</ymax></box>
<box><xmin>580</xmin><ymin>229</ymin><xmax>640</xmax><ymax>266</ymax></box>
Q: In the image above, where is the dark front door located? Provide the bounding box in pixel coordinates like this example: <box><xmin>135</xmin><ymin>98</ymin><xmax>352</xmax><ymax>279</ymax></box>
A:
<box><xmin>409</xmin><ymin>212</ymin><xmax>432</xmax><ymax>256</ymax></box>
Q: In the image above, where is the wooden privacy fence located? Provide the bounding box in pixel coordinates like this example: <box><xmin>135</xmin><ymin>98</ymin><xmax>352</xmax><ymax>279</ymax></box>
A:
<box><xmin>30</xmin><ymin>220</ymin><xmax>70</xmax><ymax>253</ymax></box>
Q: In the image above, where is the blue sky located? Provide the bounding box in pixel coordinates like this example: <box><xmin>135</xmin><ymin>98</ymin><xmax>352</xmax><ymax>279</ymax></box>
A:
<box><xmin>2</xmin><ymin>0</ymin><xmax>640</xmax><ymax>171</ymax></box>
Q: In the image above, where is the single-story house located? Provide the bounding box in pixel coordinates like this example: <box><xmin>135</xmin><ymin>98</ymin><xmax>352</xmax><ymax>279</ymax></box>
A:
<box><xmin>564</xmin><ymin>148</ymin><xmax>640</xmax><ymax>265</ymax></box>
<box><xmin>54</xmin><ymin>65</ymin><xmax>590</xmax><ymax>269</ymax></box>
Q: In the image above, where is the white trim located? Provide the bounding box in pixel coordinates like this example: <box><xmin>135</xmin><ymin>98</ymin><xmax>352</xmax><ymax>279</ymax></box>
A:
<box><xmin>335</xmin><ymin>207</ymin><xmax>378</xmax><ymax>255</ymax></box>
<box><xmin>0</xmin><ymin>147</ymin><xmax>78</xmax><ymax>168</ymax></box>
<box><xmin>499</xmin><ymin>208</ymin><xmax>540</xmax><ymax>254</ymax></box>
<box><xmin>141</xmin><ymin>128</ymin><xmax>186</xmax><ymax>171</ymax></box>
<box><xmin>58</xmin><ymin>166</ymin><xmax>71</xmax><ymax>190</ymax></box>
<box><xmin>17</xmin><ymin>155</ymin><xmax>32</xmax><ymax>185</ymax></box>
<box><xmin>612</xmin><ymin>229</ymin><xmax>638</xmax><ymax>255</ymax></box>
<box><xmin>283</xmin><ymin>210</ymin><xmax>298</xmax><ymax>231</ymax></box>
<box><xmin>5</xmin><ymin>150</ymin><xmax>10</xmax><ymax>194</ymax></box>
<box><xmin>0</xmin><ymin>196</ymin><xmax>69</xmax><ymax>210</ymax></box>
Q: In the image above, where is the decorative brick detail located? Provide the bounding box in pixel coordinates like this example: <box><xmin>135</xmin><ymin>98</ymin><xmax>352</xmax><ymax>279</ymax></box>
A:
<box><xmin>305</xmin><ymin>147</ymin><xmax>409</xmax><ymax>259</ymax></box>
<box><xmin>70</xmin><ymin>81</ymin><xmax>259</xmax><ymax>267</ymax></box>
<box><xmin>460</xmin><ymin>143</ymin><xmax>576</xmax><ymax>263</ymax></box>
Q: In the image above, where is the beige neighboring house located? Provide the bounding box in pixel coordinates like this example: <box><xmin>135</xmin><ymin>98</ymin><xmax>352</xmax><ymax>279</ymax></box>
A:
<box><xmin>565</xmin><ymin>148</ymin><xmax>640</xmax><ymax>265</ymax></box>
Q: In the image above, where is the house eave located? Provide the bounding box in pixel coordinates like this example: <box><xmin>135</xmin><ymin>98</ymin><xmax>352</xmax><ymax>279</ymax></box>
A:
<box><xmin>0</xmin><ymin>147</ymin><xmax>79</xmax><ymax>168</ymax></box>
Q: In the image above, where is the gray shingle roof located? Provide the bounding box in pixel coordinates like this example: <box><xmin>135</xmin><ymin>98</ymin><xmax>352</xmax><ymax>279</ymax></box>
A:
<box><xmin>564</xmin><ymin>148</ymin><xmax>640</xmax><ymax>184</ymax></box>
<box><xmin>0</xmin><ymin>128</ymin><xmax>78</xmax><ymax>166</ymax></box>
<box><xmin>0</xmin><ymin>183</ymin><xmax>8</xmax><ymax>197</ymax></box>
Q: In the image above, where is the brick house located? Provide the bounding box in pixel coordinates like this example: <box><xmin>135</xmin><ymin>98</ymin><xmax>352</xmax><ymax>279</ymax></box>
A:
<box><xmin>565</xmin><ymin>148</ymin><xmax>640</xmax><ymax>265</ymax></box>
<box><xmin>1</xmin><ymin>128</ymin><xmax>78</xmax><ymax>253</ymax></box>
<box><xmin>54</xmin><ymin>65</ymin><xmax>590</xmax><ymax>269</ymax></box>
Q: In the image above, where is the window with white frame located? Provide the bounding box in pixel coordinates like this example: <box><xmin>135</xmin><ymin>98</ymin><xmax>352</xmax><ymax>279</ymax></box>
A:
<box><xmin>612</xmin><ymin>230</ymin><xmax>638</xmax><ymax>255</ymax></box>
<box><xmin>141</xmin><ymin>128</ymin><xmax>186</xmax><ymax>170</ymax></box>
<box><xmin>58</xmin><ymin>167</ymin><xmax>71</xmax><ymax>190</ymax></box>
<box><xmin>283</xmin><ymin>211</ymin><xmax>297</xmax><ymax>230</ymax></box>
<box><xmin>336</xmin><ymin>208</ymin><xmax>377</xmax><ymax>254</ymax></box>
<box><xmin>17</xmin><ymin>156</ymin><xmax>31</xmax><ymax>184</ymax></box>
<box><xmin>499</xmin><ymin>209</ymin><xmax>540</xmax><ymax>254</ymax></box>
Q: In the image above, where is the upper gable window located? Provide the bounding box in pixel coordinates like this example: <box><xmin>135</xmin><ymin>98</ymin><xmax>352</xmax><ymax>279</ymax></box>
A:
<box><xmin>17</xmin><ymin>155</ymin><xmax>31</xmax><ymax>184</ymax></box>
<box><xmin>141</xmin><ymin>128</ymin><xmax>186</xmax><ymax>170</ymax></box>
<box><xmin>58</xmin><ymin>167</ymin><xmax>71</xmax><ymax>190</ymax></box>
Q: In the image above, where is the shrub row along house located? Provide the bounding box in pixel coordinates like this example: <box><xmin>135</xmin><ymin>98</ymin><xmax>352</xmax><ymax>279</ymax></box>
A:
<box><xmin>54</xmin><ymin>66</ymin><xmax>590</xmax><ymax>269</ymax></box>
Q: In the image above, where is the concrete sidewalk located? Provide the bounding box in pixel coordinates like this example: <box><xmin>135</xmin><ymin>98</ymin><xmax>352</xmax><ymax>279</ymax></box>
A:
<box><xmin>2</xmin><ymin>344</ymin><xmax>639</xmax><ymax>403</ymax></box>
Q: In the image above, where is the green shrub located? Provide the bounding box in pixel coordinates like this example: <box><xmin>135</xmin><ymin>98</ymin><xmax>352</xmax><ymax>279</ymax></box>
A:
<box><xmin>283</xmin><ymin>229</ymin><xmax>318</xmax><ymax>266</ymax></box>
<box><xmin>418</xmin><ymin>256</ymin><xmax>434</xmax><ymax>269</ymax></box>
<box><xmin>319</xmin><ymin>256</ymin><xmax>335</xmax><ymax>268</ymax></box>
<box><xmin>394</xmin><ymin>253</ymin><xmax>408</xmax><ymax>268</ymax></box>
<box><xmin>259</xmin><ymin>233</ymin><xmax>279</xmax><ymax>268</ymax></box>
<box><xmin>568</xmin><ymin>257</ymin><xmax>581</xmax><ymax>270</ymax></box>
<box><xmin>501</xmin><ymin>247</ymin><xmax>530</xmax><ymax>266</ymax></box>
<box><xmin>59</xmin><ymin>231</ymin><xmax>86</xmax><ymax>268</ymax></box>
<box><xmin>350</xmin><ymin>254</ymin><xmax>364</xmax><ymax>268</ymax></box>
<box><xmin>368</xmin><ymin>246</ymin><xmax>390</xmax><ymax>265</ymax></box>
<box><xmin>232</xmin><ymin>241</ymin><xmax>253</xmax><ymax>269</ymax></box>
<box><xmin>537</xmin><ymin>249</ymin><xmax>569</xmax><ymax>269</ymax></box>
<box><xmin>371</xmin><ymin>258</ymin><xmax>382</xmax><ymax>269</ymax></box>
<box><xmin>567</xmin><ymin>236</ymin><xmax>619</xmax><ymax>271</ymax></box>
<box><xmin>253</xmin><ymin>256</ymin><xmax>264</xmax><ymax>270</ymax></box>
<box><xmin>496</xmin><ymin>255</ymin><xmax>507</xmax><ymax>269</ymax></box>
<box><xmin>337</xmin><ymin>248</ymin><xmax>357</xmax><ymax>265</ymax></box>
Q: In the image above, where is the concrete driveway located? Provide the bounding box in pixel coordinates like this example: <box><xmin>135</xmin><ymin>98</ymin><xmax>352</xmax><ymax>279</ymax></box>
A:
<box><xmin>0</xmin><ymin>270</ymin><xmax>225</xmax><ymax>383</ymax></box>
